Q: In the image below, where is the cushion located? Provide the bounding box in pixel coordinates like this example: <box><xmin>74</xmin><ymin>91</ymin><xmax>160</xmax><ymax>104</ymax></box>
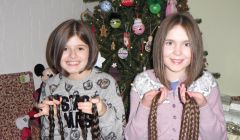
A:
<box><xmin>0</xmin><ymin>72</ymin><xmax>36</xmax><ymax>140</ymax></box>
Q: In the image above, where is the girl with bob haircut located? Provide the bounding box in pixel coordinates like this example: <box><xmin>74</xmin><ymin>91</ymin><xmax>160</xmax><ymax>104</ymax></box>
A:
<box><xmin>46</xmin><ymin>19</ymin><xmax>98</xmax><ymax>75</ymax></box>
<box><xmin>35</xmin><ymin>19</ymin><xmax>125</xmax><ymax>140</ymax></box>
<box><xmin>125</xmin><ymin>12</ymin><xmax>227</xmax><ymax>140</ymax></box>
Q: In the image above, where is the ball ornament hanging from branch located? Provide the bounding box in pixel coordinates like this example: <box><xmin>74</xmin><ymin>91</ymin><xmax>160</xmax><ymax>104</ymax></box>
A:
<box><xmin>132</xmin><ymin>18</ymin><xmax>145</xmax><ymax>35</ymax></box>
<box><xmin>99</xmin><ymin>0</ymin><xmax>112</xmax><ymax>12</ymax></box>
<box><xmin>149</xmin><ymin>3</ymin><xmax>161</xmax><ymax>14</ymax></box>
<box><xmin>118</xmin><ymin>47</ymin><xmax>128</xmax><ymax>59</ymax></box>
<box><xmin>109</xmin><ymin>12</ymin><xmax>121</xmax><ymax>29</ymax></box>
<box><xmin>121</xmin><ymin>0</ymin><xmax>134</xmax><ymax>7</ymax></box>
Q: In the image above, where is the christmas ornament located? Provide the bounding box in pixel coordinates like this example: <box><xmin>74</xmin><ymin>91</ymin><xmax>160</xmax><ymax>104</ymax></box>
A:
<box><xmin>100</xmin><ymin>24</ymin><xmax>108</xmax><ymax>37</ymax></box>
<box><xmin>112</xmin><ymin>62</ymin><xmax>117</xmax><ymax>68</ymax></box>
<box><xmin>123</xmin><ymin>23</ymin><xmax>131</xmax><ymax>49</ymax></box>
<box><xmin>121</xmin><ymin>0</ymin><xmax>134</xmax><ymax>7</ymax></box>
<box><xmin>110</xmin><ymin>13</ymin><xmax>121</xmax><ymax>29</ymax></box>
<box><xmin>95</xmin><ymin>52</ymin><xmax>106</xmax><ymax>68</ymax></box>
<box><xmin>118</xmin><ymin>47</ymin><xmax>128</xmax><ymax>59</ymax></box>
<box><xmin>149</xmin><ymin>3</ymin><xmax>161</xmax><ymax>14</ymax></box>
<box><xmin>111</xmin><ymin>41</ymin><xmax>116</xmax><ymax>50</ymax></box>
<box><xmin>123</xmin><ymin>32</ymin><xmax>131</xmax><ymax>49</ymax></box>
<box><xmin>132</xmin><ymin>18</ymin><xmax>145</xmax><ymax>35</ymax></box>
<box><xmin>110</xmin><ymin>19</ymin><xmax>121</xmax><ymax>28</ymax></box>
<box><xmin>99</xmin><ymin>0</ymin><xmax>112</xmax><ymax>12</ymax></box>
<box><xmin>166</xmin><ymin>0</ymin><xmax>177</xmax><ymax>16</ymax></box>
<box><xmin>144</xmin><ymin>35</ymin><xmax>153</xmax><ymax>52</ymax></box>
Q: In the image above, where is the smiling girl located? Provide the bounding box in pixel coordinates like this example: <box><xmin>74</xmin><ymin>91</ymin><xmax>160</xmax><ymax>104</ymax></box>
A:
<box><xmin>34</xmin><ymin>19</ymin><xmax>125</xmax><ymax>140</ymax></box>
<box><xmin>125</xmin><ymin>12</ymin><xmax>227</xmax><ymax>140</ymax></box>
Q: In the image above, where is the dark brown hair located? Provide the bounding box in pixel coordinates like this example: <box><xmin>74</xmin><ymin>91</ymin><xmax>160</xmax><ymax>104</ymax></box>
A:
<box><xmin>48</xmin><ymin>95</ymin><xmax>64</xmax><ymax>140</ymax></box>
<box><xmin>179</xmin><ymin>93</ymin><xmax>199</xmax><ymax>140</ymax></box>
<box><xmin>148</xmin><ymin>91</ymin><xmax>199</xmax><ymax>140</ymax></box>
<box><xmin>46</xmin><ymin>19</ymin><xmax>99</xmax><ymax>76</ymax></box>
<box><xmin>148</xmin><ymin>92</ymin><xmax>161</xmax><ymax>140</ymax></box>
<box><xmin>153</xmin><ymin>12</ymin><xmax>204</xmax><ymax>89</ymax></box>
<box><xmin>48</xmin><ymin>95</ymin><xmax>101</xmax><ymax>139</ymax></box>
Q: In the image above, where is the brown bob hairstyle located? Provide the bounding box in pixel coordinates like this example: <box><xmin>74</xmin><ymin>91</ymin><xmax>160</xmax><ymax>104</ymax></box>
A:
<box><xmin>153</xmin><ymin>12</ymin><xmax>204</xmax><ymax>89</ymax></box>
<box><xmin>46</xmin><ymin>19</ymin><xmax>99</xmax><ymax>76</ymax></box>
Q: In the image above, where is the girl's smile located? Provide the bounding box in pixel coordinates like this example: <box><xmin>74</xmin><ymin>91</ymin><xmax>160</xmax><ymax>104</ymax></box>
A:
<box><xmin>60</xmin><ymin>35</ymin><xmax>90</xmax><ymax>80</ymax></box>
<box><xmin>163</xmin><ymin>25</ymin><xmax>191</xmax><ymax>81</ymax></box>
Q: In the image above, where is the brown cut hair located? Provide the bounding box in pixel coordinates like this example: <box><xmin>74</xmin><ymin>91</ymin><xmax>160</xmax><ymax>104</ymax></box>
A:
<box><xmin>46</xmin><ymin>19</ymin><xmax>99</xmax><ymax>76</ymax></box>
<box><xmin>148</xmin><ymin>91</ymin><xmax>200</xmax><ymax>140</ymax></box>
<box><xmin>153</xmin><ymin>12</ymin><xmax>204</xmax><ymax>89</ymax></box>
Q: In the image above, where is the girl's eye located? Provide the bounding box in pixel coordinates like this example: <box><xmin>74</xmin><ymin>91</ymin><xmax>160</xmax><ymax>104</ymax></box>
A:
<box><xmin>78</xmin><ymin>47</ymin><xmax>84</xmax><ymax>50</ymax></box>
<box><xmin>77</xmin><ymin>45</ymin><xmax>88</xmax><ymax>51</ymax></box>
<box><xmin>63</xmin><ymin>47</ymin><xmax>68</xmax><ymax>51</ymax></box>
<box><xmin>184</xmin><ymin>42</ymin><xmax>191</xmax><ymax>47</ymax></box>
<box><xmin>165</xmin><ymin>41</ymin><xmax>173</xmax><ymax>46</ymax></box>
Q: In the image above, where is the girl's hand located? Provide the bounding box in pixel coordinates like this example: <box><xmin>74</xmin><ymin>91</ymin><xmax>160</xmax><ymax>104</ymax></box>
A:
<box><xmin>91</xmin><ymin>96</ymin><xmax>107</xmax><ymax>116</ymax></box>
<box><xmin>141</xmin><ymin>87</ymin><xmax>169</xmax><ymax>108</ymax></box>
<box><xmin>78</xmin><ymin>96</ymin><xmax>107</xmax><ymax>116</ymax></box>
<box><xmin>187</xmin><ymin>91</ymin><xmax>207</xmax><ymax>107</ymax></box>
<box><xmin>34</xmin><ymin>97</ymin><xmax>61</xmax><ymax>117</ymax></box>
<box><xmin>179</xmin><ymin>83</ymin><xmax>187</xmax><ymax>103</ymax></box>
<box><xmin>179</xmin><ymin>84</ymin><xmax>207</xmax><ymax>107</ymax></box>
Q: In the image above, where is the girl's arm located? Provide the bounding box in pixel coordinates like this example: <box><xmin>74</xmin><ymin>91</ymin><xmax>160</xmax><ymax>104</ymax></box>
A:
<box><xmin>199</xmin><ymin>86</ymin><xmax>227</xmax><ymax>140</ymax></box>
<box><xmin>98</xmin><ymin>79</ymin><xmax>125</xmax><ymax>140</ymax></box>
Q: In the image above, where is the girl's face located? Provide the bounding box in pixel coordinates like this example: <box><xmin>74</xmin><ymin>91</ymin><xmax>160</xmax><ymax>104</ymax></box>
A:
<box><xmin>163</xmin><ymin>25</ymin><xmax>191</xmax><ymax>81</ymax></box>
<box><xmin>60</xmin><ymin>35</ymin><xmax>90</xmax><ymax>80</ymax></box>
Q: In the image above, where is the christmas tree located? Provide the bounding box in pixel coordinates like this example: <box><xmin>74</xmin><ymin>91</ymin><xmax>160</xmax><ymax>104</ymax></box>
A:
<box><xmin>83</xmin><ymin>0</ymin><xmax>189</xmax><ymax>116</ymax></box>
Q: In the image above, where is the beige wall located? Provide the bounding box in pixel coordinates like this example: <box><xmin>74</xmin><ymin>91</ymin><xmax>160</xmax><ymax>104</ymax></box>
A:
<box><xmin>189</xmin><ymin>0</ymin><xmax>240</xmax><ymax>96</ymax></box>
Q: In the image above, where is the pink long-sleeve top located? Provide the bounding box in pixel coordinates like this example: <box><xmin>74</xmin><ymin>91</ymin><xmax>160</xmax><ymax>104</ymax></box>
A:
<box><xmin>124</xmin><ymin>69</ymin><xmax>227</xmax><ymax>140</ymax></box>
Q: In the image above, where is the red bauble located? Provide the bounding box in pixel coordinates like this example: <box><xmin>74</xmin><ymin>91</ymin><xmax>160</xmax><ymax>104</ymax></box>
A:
<box><xmin>121</xmin><ymin>0</ymin><xmax>134</xmax><ymax>7</ymax></box>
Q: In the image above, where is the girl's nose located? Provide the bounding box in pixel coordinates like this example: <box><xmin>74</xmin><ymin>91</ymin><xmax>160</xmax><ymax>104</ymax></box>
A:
<box><xmin>173</xmin><ymin>44</ymin><xmax>182</xmax><ymax>55</ymax></box>
<box><xmin>69</xmin><ymin>49</ymin><xmax>76</xmax><ymax>58</ymax></box>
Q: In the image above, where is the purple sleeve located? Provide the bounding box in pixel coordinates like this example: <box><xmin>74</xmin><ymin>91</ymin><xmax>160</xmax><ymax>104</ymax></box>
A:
<box><xmin>124</xmin><ymin>89</ymin><xmax>150</xmax><ymax>140</ymax></box>
<box><xmin>199</xmin><ymin>86</ymin><xmax>227</xmax><ymax>140</ymax></box>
